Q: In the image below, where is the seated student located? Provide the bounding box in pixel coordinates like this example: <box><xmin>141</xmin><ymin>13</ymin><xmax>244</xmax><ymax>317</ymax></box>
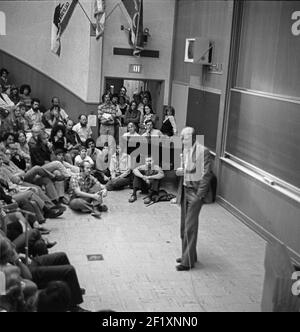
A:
<box><xmin>50</xmin><ymin>124</ymin><xmax>67</xmax><ymax>151</ymax></box>
<box><xmin>12</xmin><ymin>104</ymin><xmax>30</xmax><ymax>134</ymax></box>
<box><xmin>86</xmin><ymin>138</ymin><xmax>110</xmax><ymax>184</ymax></box>
<box><xmin>0</xmin><ymin>108</ymin><xmax>15</xmax><ymax>139</ymax></box>
<box><xmin>28</xmin><ymin>125</ymin><xmax>41</xmax><ymax>150</ymax></box>
<box><xmin>25</xmin><ymin>98</ymin><xmax>44</xmax><ymax>130</ymax></box>
<box><xmin>142</xmin><ymin>119</ymin><xmax>162</xmax><ymax>137</ymax></box>
<box><xmin>0</xmin><ymin>132</ymin><xmax>15</xmax><ymax>153</ymax></box>
<box><xmin>54</xmin><ymin>149</ymin><xmax>80</xmax><ymax>177</ymax></box>
<box><xmin>72</xmin><ymin>114</ymin><xmax>92</xmax><ymax>145</ymax></box>
<box><xmin>0</xmin><ymin>157</ymin><xmax>64</xmax><ymax>221</ymax></box>
<box><xmin>9</xmin><ymin>85</ymin><xmax>20</xmax><ymax>105</ymax></box>
<box><xmin>129</xmin><ymin>156</ymin><xmax>165</xmax><ymax>204</ymax></box>
<box><xmin>0</xmin><ymin>182</ymin><xmax>48</xmax><ymax>236</ymax></box>
<box><xmin>9</xmin><ymin>143</ymin><xmax>27</xmax><ymax>171</ymax></box>
<box><xmin>19</xmin><ymin>84</ymin><xmax>32</xmax><ymax>111</ymax></box>
<box><xmin>0</xmin><ymin>68</ymin><xmax>10</xmax><ymax>90</ymax></box>
<box><xmin>15</xmin><ymin>130</ymin><xmax>31</xmax><ymax>167</ymax></box>
<box><xmin>74</xmin><ymin>145</ymin><xmax>94</xmax><ymax>168</ymax></box>
<box><xmin>50</xmin><ymin>124</ymin><xmax>72</xmax><ymax>165</ymax></box>
<box><xmin>1</xmin><ymin>207</ymin><xmax>56</xmax><ymax>257</ymax></box>
<box><xmin>36</xmin><ymin>281</ymin><xmax>71</xmax><ymax>312</ymax></box>
<box><xmin>2</xmin><ymin>144</ymin><xmax>63</xmax><ymax>204</ymax></box>
<box><xmin>0</xmin><ymin>235</ymin><xmax>88</xmax><ymax>312</ymax></box>
<box><xmin>0</xmin><ymin>84</ymin><xmax>15</xmax><ymax>112</ymax></box>
<box><xmin>69</xmin><ymin>160</ymin><xmax>108</xmax><ymax>219</ymax></box>
<box><xmin>106</xmin><ymin>144</ymin><xmax>132</xmax><ymax>191</ymax></box>
<box><xmin>43</xmin><ymin>97</ymin><xmax>69</xmax><ymax>128</ymax></box>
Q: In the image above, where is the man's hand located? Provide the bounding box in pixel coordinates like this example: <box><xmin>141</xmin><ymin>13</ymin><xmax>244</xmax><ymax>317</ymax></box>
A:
<box><xmin>101</xmin><ymin>188</ymin><xmax>108</xmax><ymax>198</ymax></box>
<box><xmin>143</xmin><ymin>176</ymin><xmax>150</xmax><ymax>185</ymax></box>
<box><xmin>92</xmin><ymin>193</ymin><xmax>101</xmax><ymax>201</ymax></box>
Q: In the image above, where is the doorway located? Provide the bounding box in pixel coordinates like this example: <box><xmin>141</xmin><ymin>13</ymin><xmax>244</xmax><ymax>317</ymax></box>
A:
<box><xmin>104</xmin><ymin>77</ymin><xmax>165</xmax><ymax>128</ymax></box>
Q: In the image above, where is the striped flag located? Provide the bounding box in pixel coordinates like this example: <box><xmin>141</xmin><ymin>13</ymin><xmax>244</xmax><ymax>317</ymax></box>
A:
<box><xmin>51</xmin><ymin>0</ymin><xmax>78</xmax><ymax>56</ymax></box>
<box><xmin>121</xmin><ymin>0</ymin><xmax>144</xmax><ymax>56</ymax></box>
<box><xmin>94</xmin><ymin>0</ymin><xmax>106</xmax><ymax>40</ymax></box>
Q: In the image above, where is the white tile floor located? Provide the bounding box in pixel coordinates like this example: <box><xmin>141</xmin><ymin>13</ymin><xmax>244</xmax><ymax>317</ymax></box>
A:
<box><xmin>46</xmin><ymin>189</ymin><xmax>266</xmax><ymax>312</ymax></box>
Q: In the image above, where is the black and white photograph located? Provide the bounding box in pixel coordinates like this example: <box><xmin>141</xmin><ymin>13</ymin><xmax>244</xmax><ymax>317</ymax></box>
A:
<box><xmin>0</xmin><ymin>0</ymin><xmax>300</xmax><ymax>315</ymax></box>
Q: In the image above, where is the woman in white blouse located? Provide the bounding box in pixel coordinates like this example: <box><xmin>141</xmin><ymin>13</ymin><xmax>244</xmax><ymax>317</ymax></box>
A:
<box><xmin>0</xmin><ymin>85</ymin><xmax>15</xmax><ymax>112</ymax></box>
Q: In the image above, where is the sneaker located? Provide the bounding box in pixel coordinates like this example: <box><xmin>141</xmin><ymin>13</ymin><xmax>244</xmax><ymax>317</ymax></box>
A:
<box><xmin>91</xmin><ymin>211</ymin><xmax>101</xmax><ymax>219</ymax></box>
<box><xmin>128</xmin><ymin>194</ymin><xmax>137</xmax><ymax>203</ymax></box>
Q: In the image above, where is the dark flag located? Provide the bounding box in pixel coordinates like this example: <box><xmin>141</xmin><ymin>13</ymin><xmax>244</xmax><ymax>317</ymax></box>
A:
<box><xmin>121</xmin><ymin>0</ymin><xmax>144</xmax><ymax>56</ymax></box>
<box><xmin>51</xmin><ymin>0</ymin><xmax>78</xmax><ymax>56</ymax></box>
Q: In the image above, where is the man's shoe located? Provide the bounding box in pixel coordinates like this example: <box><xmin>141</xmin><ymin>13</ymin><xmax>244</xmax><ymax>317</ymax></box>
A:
<box><xmin>128</xmin><ymin>194</ymin><xmax>137</xmax><ymax>203</ymax></box>
<box><xmin>60</xmin><ymin>197</ymin><xmax>70</xmax><ymax>205</ymax></box>
<box><xmin>54</xmin><ymin>204</ymin><xmax>67</xmax><ymax>212</ymax></box>
<box><xmin>45</xmin><ymin>208</ymin><xmax>64</xmax><ymax>219</ymax></box>
<box><xmin>176</xmin><ymin>264</ymin><xmax>192</xmax><ymax>271</ymax></box>
<box><xmin>70</xmin><ymin>305</ymin><xmax>91</xmax><ymax>312</ymax></box>
<box><xmin>98</xmin><ymin>204</ymin><xmax>108</xmax><ymax>212</ymax></box>
<box><xmin>36</xmin><ymin>227</ymin><xmax>51</xmax><ymax>235</ymax></box>
<box><xmin>91</xmin><ymin>211</ymin><xmax>101</xmax><ymax>219</ymax></box>
<box><xmin>144</xmin><ymin>197</ymin><xmax>152</xmax><ymax>205</ymax></box>
<box><xmin>176</xmin><ymin>258</ymin><xmax>182</xmax><ymax>263</ymax></box>
<box><xmin>45</xmin><ymin>240</ymin><xmax>57</xmax><ymax>249</ymax></box>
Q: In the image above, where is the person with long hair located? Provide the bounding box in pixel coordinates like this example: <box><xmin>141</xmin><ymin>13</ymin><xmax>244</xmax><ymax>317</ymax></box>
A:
<box><xmin>19</xmin><ymin>84</ymin><xmax>32</xmax><ymax>110</ymax></box>
<box><xmin>124</xmin><ymin>101</ymin><xmax>141</xmax><ymax>128</ymax></box>
<box><xmin>161</xmin><ymin>106</ymin><xmax>177</xmax><ymax>137</ymax></box>
<box><xmin>139</xmin><ymin>105</ymin><xmax>156</xmax><ymax>135</ymax></box>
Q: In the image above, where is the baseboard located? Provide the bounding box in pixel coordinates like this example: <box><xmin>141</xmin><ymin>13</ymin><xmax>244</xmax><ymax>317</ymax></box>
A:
<box><xmin>217</xmin><ymin>196</ymin><xmax>300</xmax><ymax>265</ymax></box>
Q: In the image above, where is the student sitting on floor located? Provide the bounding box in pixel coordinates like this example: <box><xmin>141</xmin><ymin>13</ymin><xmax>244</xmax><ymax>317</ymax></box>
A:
<box><xmin>69</xmin><ymin>160</ymin><xmax>108</xmax><ymax>219</ymax></box>
<box><xmin>74</xmin><ymin>145</ymin><xmax>94</xmax><ymax>168</ymax></box>
<box><xmin>106</xmin><ymin>144</ymin><xmax>132</xmax><ymax>191</ymax></box>
<box><xmin>129</xmin><ymin>156</ymin><xmax>165</xmax><ymax>204</ymax></box>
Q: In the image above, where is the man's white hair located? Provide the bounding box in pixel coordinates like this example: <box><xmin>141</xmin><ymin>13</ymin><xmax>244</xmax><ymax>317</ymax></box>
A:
<box><xmin>180</xmin><ymin>127</ymin><xmax>195</xmax><ymax>137</ymax></box>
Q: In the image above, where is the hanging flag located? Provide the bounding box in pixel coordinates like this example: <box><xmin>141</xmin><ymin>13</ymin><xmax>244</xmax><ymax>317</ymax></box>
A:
<box><xmin>94</xmin><ymin>0</ymin><xmax>106</xmax><ymax>40</ymax></box>
<box><xmin>121</xmin><ymin>0</ymin><xmax>144</xmax><ymax>56</ymax></box>
<box><xmin>51</xmin><ymin>0</ymin><xmax>78</xmax><ymax>56</ymax></box>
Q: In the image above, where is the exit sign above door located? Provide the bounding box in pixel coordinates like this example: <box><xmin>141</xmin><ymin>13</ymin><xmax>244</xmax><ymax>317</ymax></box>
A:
<box><xmin>129</xmin><ymin>64</ymin><xmax>142</xmax><ymax>73</ymax></box>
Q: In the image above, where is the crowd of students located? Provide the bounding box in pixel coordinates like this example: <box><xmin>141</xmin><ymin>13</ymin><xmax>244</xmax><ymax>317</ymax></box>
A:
<box><xmin>0</xmin><ymin>67</ymin><xmax>178</xmax><ymax>312</ymax></box>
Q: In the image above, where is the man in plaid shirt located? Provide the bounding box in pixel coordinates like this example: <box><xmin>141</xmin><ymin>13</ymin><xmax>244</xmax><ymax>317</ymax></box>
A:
<box><xmin>69</xmin><ymin>161</ymin><xmax>108</xmax><ymax>219</ymax></box>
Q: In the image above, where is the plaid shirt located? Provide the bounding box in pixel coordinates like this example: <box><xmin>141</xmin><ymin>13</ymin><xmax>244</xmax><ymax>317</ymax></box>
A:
<box><xmin>69</xmin><ymin>172</ymin><xmax>99</xmax><ymax>197</ymax></box>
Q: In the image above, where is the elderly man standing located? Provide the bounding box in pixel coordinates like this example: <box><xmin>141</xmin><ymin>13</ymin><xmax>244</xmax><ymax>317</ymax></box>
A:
<box><xmin>175</xmin><ymin>127</ymin><xmax>213</xmax><ymax>271</ymax></box>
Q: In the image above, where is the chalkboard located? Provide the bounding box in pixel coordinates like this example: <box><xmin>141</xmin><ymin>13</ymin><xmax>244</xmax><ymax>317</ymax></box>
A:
<box><xmin>226</xmin><ymin>90</ymin><xmax>300</xmax><ymax>188</ymax></box>
<box><xmin>186</xmin><ymin>87</ymin><xmax>220</xmax><ymax>152</ymax></box>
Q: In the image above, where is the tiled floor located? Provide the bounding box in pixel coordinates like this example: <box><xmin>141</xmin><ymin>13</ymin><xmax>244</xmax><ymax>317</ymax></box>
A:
<box><xmin>46</xmin><ymin>189</ymin><xmax>266</xmax><ymax>312</ymax></box>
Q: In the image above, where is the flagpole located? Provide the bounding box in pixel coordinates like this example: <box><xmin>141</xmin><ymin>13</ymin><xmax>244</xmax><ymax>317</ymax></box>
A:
<box><xmin>77</xmin><ymin>0</ymin><xmax>95</xmax><ymax>26</ymax></box>
<box><xmin>106</xmin><ymin>3</ymin><xmax>121</xmax><ymax>21</ymax></box>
